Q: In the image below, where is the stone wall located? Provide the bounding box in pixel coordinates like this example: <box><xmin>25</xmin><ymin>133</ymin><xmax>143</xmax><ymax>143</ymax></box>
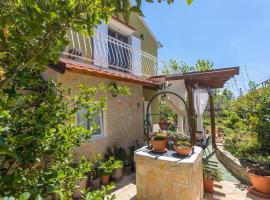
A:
<box><xmin>216</xmin><ymin>145</ymin><xmax>251</xmax><ymax>185</ymax></box>
<box><xmin>135</xmin><ymin>146</ymin><xmax>204</xmax><ymax>200</ymax></box>
<box><xmin>57</xmin><ymin>71</ymin><xmax>145</xmax><ymax>158</ymax></box>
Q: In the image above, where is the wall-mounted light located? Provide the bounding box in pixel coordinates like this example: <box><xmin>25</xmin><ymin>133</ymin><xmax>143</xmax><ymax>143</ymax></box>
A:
<box><xmin>140</xmin><ymin>34</ymin><xmax>145</xmax><ymax>40</ymax></box>
<box><xmin>108</xmin><ymin>82</ymin><xmax>118</xmax><ymax>97</ymax></box>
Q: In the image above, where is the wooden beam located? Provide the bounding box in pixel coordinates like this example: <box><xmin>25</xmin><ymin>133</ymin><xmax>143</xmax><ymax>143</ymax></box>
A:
<box><xmin>208</xmin><ymin>90</ymin><xmax>217</xmax><ymax>149</ymax></box>
<box><xmin>185</xmin><ymin>79</ymin><xmax>197</xmax><ymax>146</ymax></box>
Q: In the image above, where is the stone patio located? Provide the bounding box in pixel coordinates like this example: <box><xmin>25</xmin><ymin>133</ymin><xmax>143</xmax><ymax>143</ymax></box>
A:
<box><xmin>111</xmin><ymin>174</ymin><xmax>268</xmax><ymax>200</ymax></box>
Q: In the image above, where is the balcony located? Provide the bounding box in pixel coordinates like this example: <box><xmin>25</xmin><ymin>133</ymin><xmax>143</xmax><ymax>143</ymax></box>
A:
<box><xmin>61</xmin><ymin>30</ymin><xmax>166</xmax><ymax>77</ymax></box>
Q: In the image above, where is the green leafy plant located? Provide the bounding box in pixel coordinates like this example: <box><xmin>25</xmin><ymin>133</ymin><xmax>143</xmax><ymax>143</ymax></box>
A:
<box><xmin>175</xmin><ymin>140</ymin><xmax>191</xmax><ymax>148</ymax></box>
<box><xmin>82</xmin><ymin>184</ymin><xmax>116</xmax><ymax>200</ymax></box>
<box><xmin>112</xmin><ymin>160</ymin><xmax>123</xmax><ymax>170</ymax></box>
<box><xmin>105</xmin><ymin>146</ymin><xmax>127</xmax><ymax>162</ymax></box>
<box><xmin>153</xmin><ymin>133</ymin><xmax>166</xmax><ymax>140</ymax></box>
<box><xmin>99</xmin><ymin>157</ymin><xmax>115</xmax><ymax>176</ymax></box>
<box><xmin>203</xmin><ymin>163</ymin><xmax>222</xmax><ymax>181</ymax></box>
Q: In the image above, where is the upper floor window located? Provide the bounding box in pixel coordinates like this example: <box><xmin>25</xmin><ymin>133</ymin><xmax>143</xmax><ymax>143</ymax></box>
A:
<box><xmin>108</xmin><ymin>29</ymin><xmax>129</xmax><ymax>44</ymax></box>
<box><xmin>77</xmin><ymin>108</ymin><xmax>104</xmax><ymax>137</ymax></box>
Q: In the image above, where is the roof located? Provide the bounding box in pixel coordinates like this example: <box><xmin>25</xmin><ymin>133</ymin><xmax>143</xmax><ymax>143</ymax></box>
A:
<box><xmin>59</xmin><ymin>59</ymin><xmax>159</xmax><ymax>89</ymax></box>
<box><xmin>150</xmin><ymin>67</ymin><xmax>240</xmax><ymax>89</ymax></box>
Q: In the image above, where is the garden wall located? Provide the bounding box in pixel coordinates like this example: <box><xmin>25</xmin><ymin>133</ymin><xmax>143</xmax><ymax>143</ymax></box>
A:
<box><xmin>216</xmin><ymin>145</ymin><xmax>252</xmax><ymax>185</ymax></box>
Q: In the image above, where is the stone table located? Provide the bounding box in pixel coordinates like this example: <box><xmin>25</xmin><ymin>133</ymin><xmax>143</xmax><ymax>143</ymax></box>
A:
<box><xmin>134</xmin><ymin>146</ymin><xmax>203</xmax><ymax>200</ymax></box>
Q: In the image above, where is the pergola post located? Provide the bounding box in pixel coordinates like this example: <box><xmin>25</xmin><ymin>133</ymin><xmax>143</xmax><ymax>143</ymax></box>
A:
<box><xmin>208</xmin><ymin>90</ymin><xmax>217</xmax><ymax>149</ymax></box>
<box><xmin>185</xmin><ymin>80</ymin><xmax>197</xmax><ymax>146</ymax></box>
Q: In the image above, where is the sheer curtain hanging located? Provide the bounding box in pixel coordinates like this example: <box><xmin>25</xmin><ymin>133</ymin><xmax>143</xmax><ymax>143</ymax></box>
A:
<box><xmin>194</xmin><ymin>89</ymin><xmax>209</xmax><ymax>135</ymax></box>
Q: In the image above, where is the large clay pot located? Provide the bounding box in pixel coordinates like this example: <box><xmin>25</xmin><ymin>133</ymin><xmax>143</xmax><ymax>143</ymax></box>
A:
<box><xmin>158</xmin><ymin>120</ymin><xmax>171</xmax><ymax>130</ymax></box>
<box><xmin>88</xmin><ymin>177</ymin><xmax>101</xmax><ymax>190</ymax></box>
<box><xmin>203</xmin><ymin>178</ymin><xmax>214</xmax><ymax>193</ymax></box>
<box><xmin>101</xmin><ymin>175</ymin><xmax>110</xmax><ymax>185</ymax></box>
<box><xmin>174</xmin><ymin>146</ymin><xmax>192</xmax><ymax>156</ymax></box>
<box><xmin>112</xmin><ymin>167</ymin><xmax>123</xmax><ymax>182</ymax></box>
<box><xmin>247</xmin><ymin>169</ymin><xmax>270</xmax><ymax>194</ymax></box>
<box><xmin>73</xmin><ymin>178</ymin><xmax>87</xmax><ymax>198</ymax></box>
<box><xmin>151</xmin><ymin>139</ymin><xmax>166</xmax><ymax>152</ymax></box>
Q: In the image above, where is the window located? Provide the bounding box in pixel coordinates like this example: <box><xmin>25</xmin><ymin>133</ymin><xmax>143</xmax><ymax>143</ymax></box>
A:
<box><xmin>108</xmin><ymin>28</ymin><xmax>131</xmax><ymax>72</ymax></box>
<box><xmin>77</xmin><ymin>108</ymin><xmax>104</xmax><ymax>137</ymax></box>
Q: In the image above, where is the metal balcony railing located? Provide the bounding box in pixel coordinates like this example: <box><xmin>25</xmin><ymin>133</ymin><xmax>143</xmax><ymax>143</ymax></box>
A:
<box><xmin>62</xmin><ymin>30</ymin><xmax>166</xmax><ymax>77</ymax></box>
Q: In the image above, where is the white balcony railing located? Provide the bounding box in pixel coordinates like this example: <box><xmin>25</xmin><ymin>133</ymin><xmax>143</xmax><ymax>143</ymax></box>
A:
<box><xmin>62</xmin><ymin>30</ymin><xmax>166</xmax><ymax>77</ymax></box>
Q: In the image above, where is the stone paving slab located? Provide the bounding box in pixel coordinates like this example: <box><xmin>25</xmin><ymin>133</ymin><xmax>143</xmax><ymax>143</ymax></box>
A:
<box><xmin>111</xmin><ymin>174</ymin><xmax>268</xmax><ymax>200</ymax></box>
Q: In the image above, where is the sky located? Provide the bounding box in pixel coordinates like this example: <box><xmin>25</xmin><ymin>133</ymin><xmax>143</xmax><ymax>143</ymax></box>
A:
<box><xmin>141</xmin><ymin>0</ymin><xmax>270</xmax><ymax>94</ymax></box>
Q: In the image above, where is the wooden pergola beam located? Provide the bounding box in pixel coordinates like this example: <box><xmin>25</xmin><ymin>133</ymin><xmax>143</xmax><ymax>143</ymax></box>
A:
<box><xmin>185</xmin><ymin>79</ymin><xmax>197</xmax><ymax>146</ymax></box>
<box><xmin>208</xmin><ymin>90</ymin><xmax>217</xmax><ymax>149</ymax></box>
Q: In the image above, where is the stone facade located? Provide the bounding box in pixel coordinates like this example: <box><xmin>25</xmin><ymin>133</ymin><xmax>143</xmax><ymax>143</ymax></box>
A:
<box><xmin>216</xmin><ymin>145</ymin><xmax>251</xmax><ymax>185</ymax></box>
<box><xmin>57</xmin><ymin>71</ymin><xmax>147</xmax><ymax>158</ymax></box>
<box><xmin>135</xmin><ymin>146</ymin><xmax>204</xmax><ymax>200</ymax></box>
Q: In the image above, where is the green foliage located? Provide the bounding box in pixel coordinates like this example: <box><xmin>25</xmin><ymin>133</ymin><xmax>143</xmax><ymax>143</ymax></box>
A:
<box><xmin>82</xmin><ymin>184</ymin><xmax>116</xmax><ymax>200</ymax></box>
<box><xmin>203</xmin><ymin>162</ymin><xmax>222</xmax><ymax>181</ymax></box>
<box><xmin>162</xmin><ymin>59</ymin><xmax>213</xmax><ymax>75</ymax></box>
<box><xmin>99</xmin><ymin>157</ymin><xmax>115</xmax><ymax>176</ymax></box>
<box><xmin>219</xmin><ymin>85</ymin><xmax>270</xmax><ymax>169</ymax></box>
<box><xmin>175</xmin><ymin>140</ymin><xmax>191</xmax><ymax>148</ymax></box>
<box><xmin>105</xmin><ymin>146</ymin><xmax>127</xmax><ymax>163</ymax></box>
<box><xmin>153</xmin><ymin>133</ymin><xmax>166</xmax><ymax>140</ymax></box>
<box><xmin>112</xmin><ymin>159</ymin><xmax>123</xmax><ymax>169</ymax></box>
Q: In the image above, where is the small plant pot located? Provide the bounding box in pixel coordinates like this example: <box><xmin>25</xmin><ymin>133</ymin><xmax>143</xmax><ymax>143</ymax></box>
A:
<box><xmin>174</xmin><ymin>146</ymin><xmax>192</xmax><ymax>156</ymax></box>
<box><xmin>124</xmin><ymin>165</ymin><xmax>132</xmax><ymax>176</ymax></box>
<box><xmin>158</xmin><ymin>120</ymin><xmax>171</xmax><ymax>130</ymax></box>
<box><xmin>73</xmin><ymin>178</ymin><xmax>87</xmax><ymax>198</ymax></box>
<box><xmin>247</xmin><ymin>168</ymin><xmax>270</xmax><ymax>194</ymax></box>
<box><xmin>101</xmin><ymin>175</ymin><xmax>110</xmax><ymax>185</ymax></box>
<box><xmin>204</xmin><ymin>178</ymin><xmax>214</xmax><ymax>193</ymax></box>
<box><xmin>112</xmin><ymin>167</ymin><xmax>123</xmax><ymax>182</ymax></box>
<box><xmin>88</xmin><ymin>177</ymin><xmax>101</xmax><ymax>190</ymax></box>
<box><xmin>151</xmin><ymin>139</ymin><xmax>167</xmax><ymax>152</ymax></box>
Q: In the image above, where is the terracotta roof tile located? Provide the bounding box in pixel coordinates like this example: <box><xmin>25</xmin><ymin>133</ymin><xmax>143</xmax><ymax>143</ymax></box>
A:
<box><xmin>60</xmin><ymin>58</ymin><xmax>159</xmax><ymax>89</ymax></box>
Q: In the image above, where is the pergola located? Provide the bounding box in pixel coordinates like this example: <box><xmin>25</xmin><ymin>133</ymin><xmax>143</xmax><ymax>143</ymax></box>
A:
<box><xmin>150</xmin><ymin>67</ymin><xmax>240</xmax><ymax>148</ymax></box>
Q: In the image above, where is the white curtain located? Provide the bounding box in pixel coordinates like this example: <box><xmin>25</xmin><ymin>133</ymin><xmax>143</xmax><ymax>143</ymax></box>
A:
<box><xmin>194</xmin><ymin>89</ymin><xmax>209</xmax><ymax>134</ymax></box>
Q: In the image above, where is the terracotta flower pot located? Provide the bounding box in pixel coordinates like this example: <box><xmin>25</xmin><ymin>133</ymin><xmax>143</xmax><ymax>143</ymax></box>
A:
<box><xmin>247</xmin><ymin>168</ymin><xmax>270</xmax><ymax>194</ymax></box>
<box><xmin>203</xmin><ymin>178</ymin><xmax>214</xmax><ymax>193</ymax></box>
<box><xmin>151</xmin><ymin>139</ymin><xmax>166</xmax><ymax>152</ymax></box>
<box><xmin>158</xmin><ymin>120</ymin><xmax>171</xmax><ymax>130</ymax></box>
<box><xmin>174</xmin><ymin>146</ymin><xmax>192</xmax><ymax>156</ymax></box>
<box><xmin>101</xmin><ymin>175</ymin><xmax>110</xmax><ymax>185</ymax></box>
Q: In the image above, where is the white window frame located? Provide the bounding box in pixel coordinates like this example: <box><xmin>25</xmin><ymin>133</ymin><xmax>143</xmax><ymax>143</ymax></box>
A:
<box><xmin>76</xmin><ymin>109</ymin><xmax>106</xmax><ymax>140</ymax></box>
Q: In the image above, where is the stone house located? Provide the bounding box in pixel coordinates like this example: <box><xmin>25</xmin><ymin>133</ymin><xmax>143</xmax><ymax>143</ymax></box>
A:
<box><xmin>44</xmin><ymin>13</ymin><xmax>164</xmax><ymax>158</ymax></box>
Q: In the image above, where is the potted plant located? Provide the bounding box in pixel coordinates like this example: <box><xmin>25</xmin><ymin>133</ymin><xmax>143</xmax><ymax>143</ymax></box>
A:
<box><xmin>151</xmin><ymin>133</ymin><xmax>167</xmax><ymax>152</ymax></box>
<box><xmin>247</xmin><ymin>168</ymin><xmax>270</xmax><ymax>194</ymax></box>
<box><xmin>203</xmin><ymin>163</ymin><xmax>222</xmax><ymax>193</ymax></box>
<box><xmin>158</xmin><ymin>119</ymin><xmax>171</xmax><ymax>130</ymax></box>
<box><xmin>174</xmin><ymin>140</ymin><xmax>193</xmax><ymax>156</ymax></box>
<box><xmin>99</xmin><ymin>157</ymin><xmax>114</xmax><ymax>185</ymax></box>
<box><xmin>111</xmin><ymin>159</ymin><xmax>123</xmax><ymax>182</ymax></box>
<box><xmin>123</xmin><ymin>158</ymin><xmax>132</xmax><ymax>176</ymax></box>
<box><xmin>88</xmin><ymin>154</ymin><xmax>102</xmax><ymax>190</ymax></box>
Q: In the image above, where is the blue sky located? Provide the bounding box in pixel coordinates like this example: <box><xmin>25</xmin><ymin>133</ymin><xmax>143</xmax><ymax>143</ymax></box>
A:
<box><xmin>141</xmin><ymin>0</ymin><xmax>270</xmax><ymax>93</ymax></box>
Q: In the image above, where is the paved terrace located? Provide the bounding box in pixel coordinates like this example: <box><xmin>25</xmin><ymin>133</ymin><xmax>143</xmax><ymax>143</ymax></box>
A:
<box><xmin>111</xmin><ymin>173</ymin><xmax>267</xmax><ymax>200</ymax></box>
